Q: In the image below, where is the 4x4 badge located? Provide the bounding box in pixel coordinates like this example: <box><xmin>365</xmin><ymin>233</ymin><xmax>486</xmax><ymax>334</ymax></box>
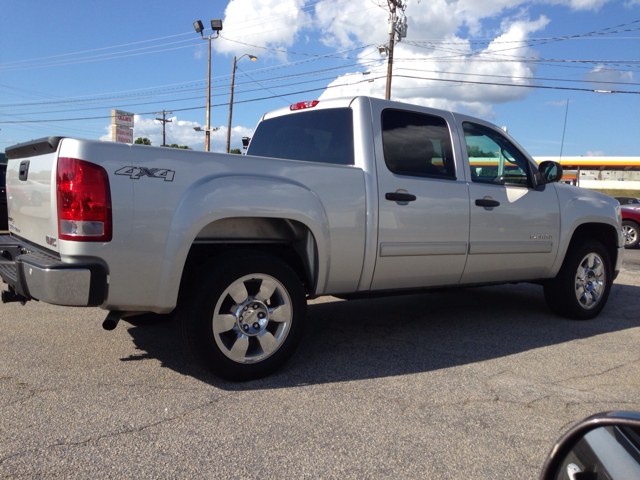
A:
<box><xmin>115</xmin><ymin>167</ymin><xmax>175</xmax><ymax>182</ymax></box>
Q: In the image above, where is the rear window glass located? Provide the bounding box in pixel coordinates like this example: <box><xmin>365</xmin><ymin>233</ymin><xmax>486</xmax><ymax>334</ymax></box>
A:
<box><xmin>247</xmin><ymin>108</ymin><xmax>354</xmax><ymax>165</ymax></box>
<box><xmin>381</xmin><ymin>109</ymin><xmax>455</xmax><ymax>179</ymax></box>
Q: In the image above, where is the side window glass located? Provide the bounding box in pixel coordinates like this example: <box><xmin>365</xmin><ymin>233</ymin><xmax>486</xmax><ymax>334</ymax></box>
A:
<box><xmin>463</xmin><ymin>122</ymin><xmax>530</xmax><ymax>187</ymax></box>
<box><xmin>381</xmin><ymin>109</ymin><xmax>456</xmax><ymax>180</ymax></box>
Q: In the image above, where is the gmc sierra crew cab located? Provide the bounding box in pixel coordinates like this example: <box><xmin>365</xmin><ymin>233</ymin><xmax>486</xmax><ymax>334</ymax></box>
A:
<box><xmin>0</xmin><ymin>96</ymin><xmax>624</xmax><ymax>381</ymax></box>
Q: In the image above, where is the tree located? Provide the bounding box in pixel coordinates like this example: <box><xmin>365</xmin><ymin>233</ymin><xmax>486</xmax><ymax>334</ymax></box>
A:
<box><xmin>467</xmin><ymin>145</ymin><xmax>496</xmax><ymax>158</ymax></box>
<box><xmin>229</xmin><ymin>148</ymin><xmax>242</xmax><ymax>154</ymax></box>
<box><xmin>163</xmin><ymin>143</ymin><xmax>191</xmax><ymax>150</ymax></box>
<box><xmin>134</xmin><ymin>137</ymin><xmax>152</xmax><ymax>145</ymax></box>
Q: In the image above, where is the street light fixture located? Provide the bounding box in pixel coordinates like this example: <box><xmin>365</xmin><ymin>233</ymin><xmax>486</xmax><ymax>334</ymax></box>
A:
<box><xmin>227</xmin><ymin>54</ymin><xmax>257</xmax><ymax>153</ymax></box>
<box><xmin>193</xmin><ymin>18</ymin><xmax>223</xmax><ymax>152</ymax></box>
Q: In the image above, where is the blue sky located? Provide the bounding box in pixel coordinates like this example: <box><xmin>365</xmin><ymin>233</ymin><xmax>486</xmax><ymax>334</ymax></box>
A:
<box><xmin>1</xmin><ymin>0</ymin><xmax>639</xmax><ymax>157</ymax></box>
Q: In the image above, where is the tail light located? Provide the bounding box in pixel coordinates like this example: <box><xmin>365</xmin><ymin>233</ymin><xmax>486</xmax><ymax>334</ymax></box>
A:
<box><xmin>56</xmin><ymin>157</ymin><xmax>112</xmax><ymax>242</ymax></box>
<box><xmin>290</xmin><ymin>100</ymin><xmax>319</xmax><ymax>111</ymax></box>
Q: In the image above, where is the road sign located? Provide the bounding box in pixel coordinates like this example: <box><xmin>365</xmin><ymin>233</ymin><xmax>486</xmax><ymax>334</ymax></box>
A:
<box><xmin>111</xmin><ymin>109</ymin><xmax>135</xmax><ymax>128</ymax></box>
<box><xmin>112</xmin><ymin>125</ymin><xmax>133</xmax><ymax>143</ymax></box>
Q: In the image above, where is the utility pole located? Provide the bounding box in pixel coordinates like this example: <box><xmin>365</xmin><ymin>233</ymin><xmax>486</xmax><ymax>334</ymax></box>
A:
<box><xmin>155</xmin><ymin>110</ymin><xmax>172</xmax><ymax>147</ymax></box>
<box><xmin>385</xmin><ymin>1</ymin><xmax>397</xmax><ymax>100</ymax></box>
<box><xmin>384</xmin><ymin>0</ymin><xmax>407</xmax><ymax>100</ymax></box>
<box><xmin>227</xmin><ymin>56</ymin><xmax>237</xmax><ymax>154</ymax></box>
<box><xmin>227</xmin><ymin>54</ymin><xmax>257</xmax><ymax>153</ymax></box>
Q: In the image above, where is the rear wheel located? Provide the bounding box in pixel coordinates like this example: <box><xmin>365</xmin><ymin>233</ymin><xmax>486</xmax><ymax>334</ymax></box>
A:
<box><xmin>543</xmin><ymin>240</ymin><xmax>612</xmax><ymax>320</ymax></box>
<box><xmin>622</xmin><ymin>220</ymin><xmax>639</xmax><ymax>249</ymax></box>
<box><xmin>180</xmin><ymin>251</ymin><xmax>306</xmax><ymax>381</ymax></box>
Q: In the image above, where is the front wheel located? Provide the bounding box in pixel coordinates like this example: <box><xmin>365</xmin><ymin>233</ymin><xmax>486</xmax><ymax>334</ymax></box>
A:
<box><xmin>543</xmin><ymin>240</ymin><xmax>612</xmax><ymax>320</ymax></box>
<box><xmin>180</xmin><ymin>251</ymin><xmax>307</xmax><ymax>381</ymax></box>
<box><xmin>622</xmin><ymin>220</ymin><xmax>639</xmax><ymax>249</ymax></box>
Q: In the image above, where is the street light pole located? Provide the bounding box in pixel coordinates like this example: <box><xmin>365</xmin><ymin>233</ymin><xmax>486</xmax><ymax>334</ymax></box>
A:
<box><xmin>193</xmin><ymin>19</ymin><xmax>223</xmax><ymax>152</ymax></box>
<box><xmin>226</xmin><ymin>54</ymin><xmax>257</xmax><ymax>154</ymax></box>
<box><xmin>206</xmin><ymin>35</ymin><xmax>212</xmax><ymax>151</ymax></box>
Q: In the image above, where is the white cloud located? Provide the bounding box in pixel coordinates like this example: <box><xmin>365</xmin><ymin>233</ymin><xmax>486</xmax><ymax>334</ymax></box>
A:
<box><xmin>319</xmin><ymin>13</ymin><xmax>549</xmax><ymax>117</ymax></box>
<box><xmin>586</xmin><ymin>150</ymin><xmax>606</xmax><ymax>156</ymax></box>
<box><xmin>99</xmin><ymin>115</ymin><xmax>254</xmax><ymax>152</ymax></box>
<box><xmin>314</xmin><ymin>0</ymin><xmax>389</xmax><ymax>48</ymax></box>
<box><xmin>214</xmin><ymin>0</ymin><xmax>312</xmax><ymax>58</ymax></box>
<box><xmin>584</xmin><ymin>65</ymin><xmax>634</xmax><ymax>90</ymax></box>
<box><xmin>563</xmin><ymin>0</ymin><xmax>612</xmax><ymax>10</ymax></box>
<box><xmin>194</xmin><ymin>44</ymin><xmax>205</xmax><ymax>60</ymax></box>
<box><xmin>308</xmin><ymin>0</ymin><xmax>624</xmax><ymax>116</ymax></box>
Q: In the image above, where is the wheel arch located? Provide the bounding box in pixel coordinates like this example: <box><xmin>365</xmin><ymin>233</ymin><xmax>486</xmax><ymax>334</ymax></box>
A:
<box><xmin>153</xmin><ymin>175</ymin><xmax>330</xmax><ymax>312</ymax></box>
<box><xmin>552</xmin><ymin>222</ymin><xmax>619</xmax><ymax>277</ymax></box>
<box><xmin>180</xmin><ymin>217</ymin><xmax>319</xmax><ymax>298</ymax></box>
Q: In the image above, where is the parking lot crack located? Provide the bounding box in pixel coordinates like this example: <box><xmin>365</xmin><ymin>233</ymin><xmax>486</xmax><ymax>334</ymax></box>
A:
<box><xmin>552</xmin><ymin>357</ymin><xmax>640</xmax><ymax>385</ymax></box>
<box><xmin>0</xmin><ymin>391</ymin><xmax>239</xmax><ymax>466</ymax></box>
<box><xmin>0</xmin><ymin>378</ymin><xmax>48</xmax><ymax>408</ymax></box>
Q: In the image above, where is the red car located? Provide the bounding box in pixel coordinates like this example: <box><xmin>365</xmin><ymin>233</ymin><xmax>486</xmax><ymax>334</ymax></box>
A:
<box><xmin>621</xmin><ymin>205</ymin><xmax>640</xmax><ymax>248</ymax></box>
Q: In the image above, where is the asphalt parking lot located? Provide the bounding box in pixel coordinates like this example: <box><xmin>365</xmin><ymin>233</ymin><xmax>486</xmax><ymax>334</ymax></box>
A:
<box><xmin>1</xmin><ymin>250</ymin><xmax>639</xmax><ymax>479</ymax></box>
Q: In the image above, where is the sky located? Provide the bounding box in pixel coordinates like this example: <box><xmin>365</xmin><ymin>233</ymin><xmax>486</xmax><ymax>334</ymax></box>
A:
<box><xmin>1</xmin><ymin>0</ymin><xmax>639</xmax><ymax>157</ymax></box>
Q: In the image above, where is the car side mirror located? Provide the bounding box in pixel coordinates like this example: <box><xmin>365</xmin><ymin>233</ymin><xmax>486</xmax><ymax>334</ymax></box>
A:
<box><xmin>539</xmin><ymin>411</ymin><xmax>640</xmax><ymax>480</ymax></box>
<box><xmin>538</xmin><ymin>160</ymin><xmax>563</xmax><ymax>184</ymax></box>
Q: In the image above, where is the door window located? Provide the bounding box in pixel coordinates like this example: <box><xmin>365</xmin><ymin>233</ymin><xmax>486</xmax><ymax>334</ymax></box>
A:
<box><xmin>381</xmin><ymin>109</ymin><xmax>456</xmax><ymax>180</ymax></box>
<box><xmin>463</xmin><ymin>122</ymin><xmax>531</xmax><ymax>187</ymax></box>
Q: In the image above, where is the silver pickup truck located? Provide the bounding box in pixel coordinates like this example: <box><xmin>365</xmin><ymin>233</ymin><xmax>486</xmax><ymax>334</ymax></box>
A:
<box><xmin>0</xmin><ymin>96</ymin><xmax>624</xmax><ymax>381</ymax></box>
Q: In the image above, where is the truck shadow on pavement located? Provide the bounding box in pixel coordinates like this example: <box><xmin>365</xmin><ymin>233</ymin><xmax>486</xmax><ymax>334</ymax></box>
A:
<box><xmin>123</xmin><ymin>281</ymin><xmax>640</xmax><ymax>390</ymax></box>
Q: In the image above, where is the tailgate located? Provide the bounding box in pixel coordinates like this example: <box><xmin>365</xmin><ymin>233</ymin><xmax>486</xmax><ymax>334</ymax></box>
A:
<box><xmin>6</xmin><ymin>137</ymin><xmax>63</xmax><ymax>251</ymax></box>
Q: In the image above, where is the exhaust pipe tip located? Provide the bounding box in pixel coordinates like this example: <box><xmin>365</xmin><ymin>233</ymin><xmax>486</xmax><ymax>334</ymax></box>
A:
<box><xmin>102</xmin><ymin>311</ymin><xmax>124</xmax><ymax>331</ymax></box>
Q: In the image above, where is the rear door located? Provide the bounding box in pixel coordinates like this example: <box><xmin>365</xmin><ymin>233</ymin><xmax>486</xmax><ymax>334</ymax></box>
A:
<box><xmin>370</xmin><ymin>105</ymin><xmax>470</xmax><ymax>290</ymax></box>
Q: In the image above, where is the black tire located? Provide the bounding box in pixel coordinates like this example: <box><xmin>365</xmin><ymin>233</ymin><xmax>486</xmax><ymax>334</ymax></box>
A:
<box><xmin>622</xmin><ymin>220</ymin><xmax>640</xmax><ymax>249</ymax></box>
<box><xmin>543</xmin><ymin>240</ymin><xmax>612</xmax><ymax>320</ymax></box>
<box><xmin>180</xmin><ymin>251</ymin><xmax>306</xmax><ymax>381</ymax></box>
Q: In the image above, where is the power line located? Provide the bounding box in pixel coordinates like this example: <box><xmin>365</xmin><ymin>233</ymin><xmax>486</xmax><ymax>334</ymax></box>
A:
<box><xmin>0</xmin><ymin>58</ymin><xmax>384</xmax><ymax>114</ymax></box>
<box><xmin>392</xmin><ymin>65</ymin><xmax>640</xmax><ymax>86</ymax></box>
<box><xmin>0</xmin><ymin>32</ymin><xmax>194</xmax><ymax>67</ymax></box>
<box><xmin>0</xmin><ymin>0</ymin><xmax>347</xmax><ymax>69</ymax></box>
<box><xmin>3</xmin><ymin>72</ymin><xmax>638</xmax><ymax>125</ymax></box>
<box><xmin>0</xmin><ymin>45</ymin><xmax>374</xmax><ymax>109</ymax></box>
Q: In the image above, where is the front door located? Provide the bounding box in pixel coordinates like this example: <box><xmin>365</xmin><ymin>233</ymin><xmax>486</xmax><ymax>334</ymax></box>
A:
<box><xmin>459</xmin><ymin>121</ymin><xmax>560</xmax><ymax>284</ymax></box>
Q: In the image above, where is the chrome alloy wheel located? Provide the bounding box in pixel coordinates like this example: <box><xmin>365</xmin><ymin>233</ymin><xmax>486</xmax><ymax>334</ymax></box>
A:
<box><xmin>622</xmin><ymin>224</ymin><xmax>638</xmax><ymax>246</ymax></box>
<box><xmin>212</xmin><ymin>273</ymin><xmax>293</xmax><ymax>364</ymax></box>
<box><xmin>574</xmin><ymin>253</ymin><xmax>606</xmax><ymax>310</ymax></box>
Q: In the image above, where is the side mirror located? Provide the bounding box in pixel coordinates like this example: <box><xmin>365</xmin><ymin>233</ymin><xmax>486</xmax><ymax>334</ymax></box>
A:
<box><xmin>538</xmin><ymin>160</ymin><xmax>563</xmax><ymax>184</ymax></box>
<box><xmin>539</xmin><ymin>411</ymin><xmax>640</xmax><ymax>480</ymax></box>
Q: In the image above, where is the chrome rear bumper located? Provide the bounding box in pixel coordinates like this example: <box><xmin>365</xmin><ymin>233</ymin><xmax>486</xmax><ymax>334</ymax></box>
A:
<box><xmin>0</xmin><ymin>235</ymin><xmax>107</xmax><ymax>307</ymax></box>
